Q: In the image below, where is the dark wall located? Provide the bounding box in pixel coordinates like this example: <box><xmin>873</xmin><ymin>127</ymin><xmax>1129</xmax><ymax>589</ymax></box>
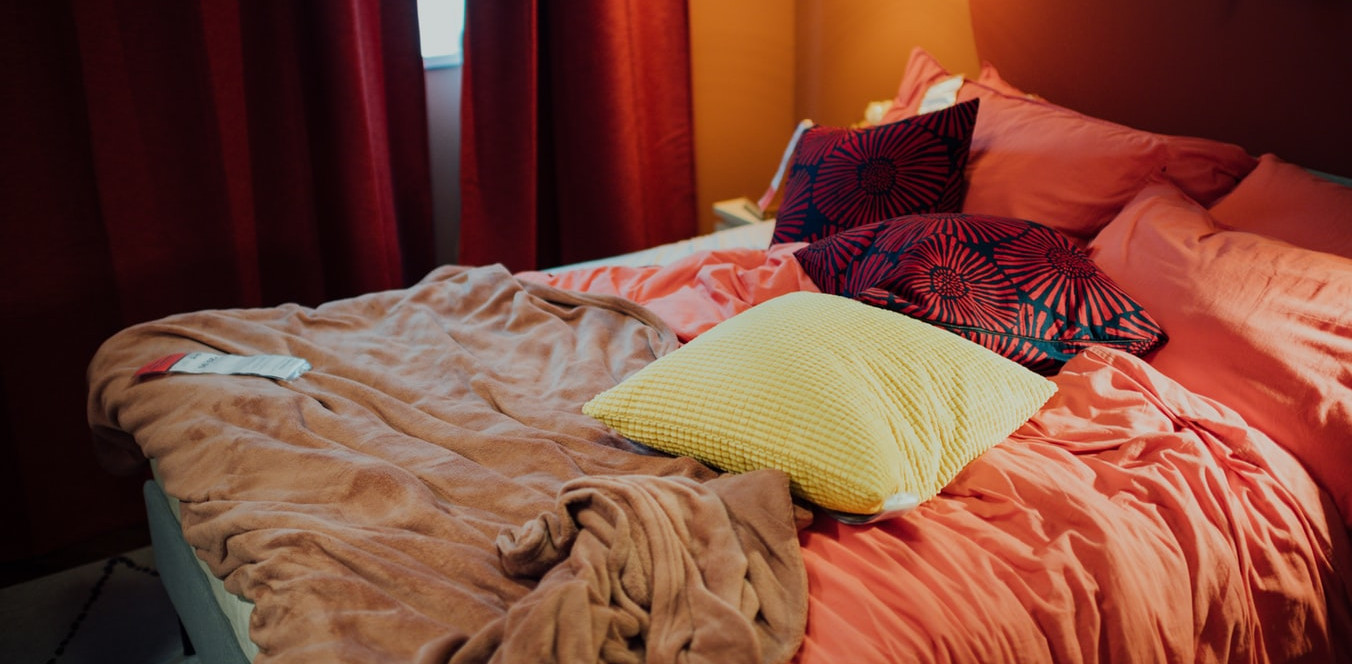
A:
<box><xmin>970</xmin><ymin>0</ymin><xmax>1352</xmax><ymax>176</ymax></box>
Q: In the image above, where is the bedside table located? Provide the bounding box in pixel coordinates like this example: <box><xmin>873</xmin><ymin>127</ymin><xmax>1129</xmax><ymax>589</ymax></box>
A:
<box><xmin>713</xmin><ymin>197</ymin><xmax>770</xmax><ymax>231</ymax></box>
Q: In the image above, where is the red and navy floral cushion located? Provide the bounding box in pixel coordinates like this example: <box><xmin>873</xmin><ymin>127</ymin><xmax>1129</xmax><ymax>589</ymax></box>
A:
<box><xmin>793</xmin><ymin>213</ymin><xmax>1166</xmax><ymax>374</ymax></box>
<box><xmin>770</xmin><ymin>99</ymin><xmax>979</xmax><ymax>245</ymax></box>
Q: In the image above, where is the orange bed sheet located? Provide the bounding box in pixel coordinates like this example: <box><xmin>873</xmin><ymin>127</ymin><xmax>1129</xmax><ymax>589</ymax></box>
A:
<box><xmin>528</xmin><ymin>246</ymin><xmax>1352</xmax><ymax>663</ymax></box>
<box><xmin>519</xmin><ymin>243</ymin><xmax>818</xmax><ymax>342</ymax></box>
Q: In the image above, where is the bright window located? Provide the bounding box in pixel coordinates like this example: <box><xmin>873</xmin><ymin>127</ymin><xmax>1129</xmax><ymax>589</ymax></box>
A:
<box><xmin>417</xmin><ymin>0</ymin><xmax>465</xmax><ymax>68</ymax></box>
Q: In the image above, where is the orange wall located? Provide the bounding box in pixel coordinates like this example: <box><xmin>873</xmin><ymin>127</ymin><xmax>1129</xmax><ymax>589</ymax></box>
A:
<box><xmin>794</xmin><ymin>0</ymin><xmax>978</xmax><ymax>127</ymax></box>
<box><xmin>689</xmin><ymin>0</ymin><xmax>978</xmax><ymax>233</ymax></box>
<box><xmin>688</xmin><ymin>0</ymin><xmax>796</xmax><ymax>234</ymax></box>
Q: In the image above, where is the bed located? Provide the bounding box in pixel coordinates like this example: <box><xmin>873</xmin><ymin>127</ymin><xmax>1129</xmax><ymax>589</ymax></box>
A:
<box><xmin>86</xmin><ymin>39</ymin><xmax>1352</xmax><ymax>664</ymax></box>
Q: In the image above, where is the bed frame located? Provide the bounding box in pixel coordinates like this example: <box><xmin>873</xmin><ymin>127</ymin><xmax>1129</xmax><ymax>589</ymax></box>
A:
<box><xmin>139</xmin><ymin>2</ymin><xmax>1351</xmax><ymax>661</ymax></box>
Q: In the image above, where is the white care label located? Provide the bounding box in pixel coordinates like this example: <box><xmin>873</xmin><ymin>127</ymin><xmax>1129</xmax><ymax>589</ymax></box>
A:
<box><xmin>917</xmin><ymin>75</ymin><xmax>963</xmax><ymax>114</ymax></box>
<box><xmin>757</xmin><ymin>119</ymin><xmax>816</xmax><ymax>213</ymax></box>
<box><xmin>135</xmin><ymin>352</ymin><xmax>311</xmax><ymax>381</ymax></box>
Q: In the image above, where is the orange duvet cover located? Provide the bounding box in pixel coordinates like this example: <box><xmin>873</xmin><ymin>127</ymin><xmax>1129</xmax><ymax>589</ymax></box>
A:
<box><xmin>527</xmin><ymin>247</ymin><xmax>1352</xmax><ymax>663</ymax></box>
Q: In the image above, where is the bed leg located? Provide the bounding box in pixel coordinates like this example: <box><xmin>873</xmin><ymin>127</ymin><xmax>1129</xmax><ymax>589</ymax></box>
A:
<box><xmin>179</xmin><ymin>619</ymin><xmax>197</xmax><ymax>657</ymax></box>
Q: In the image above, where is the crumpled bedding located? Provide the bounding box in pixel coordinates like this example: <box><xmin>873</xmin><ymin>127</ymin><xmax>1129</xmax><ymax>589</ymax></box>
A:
<box><xmin>532</xmin><ymin>247</ymin><xmax>1352</xmax><ymax>663</ymax></box>
<box><xmin>89</xmin><ymin>244</ymin><xmax>1352</xmax><ymax>663</ymax></box>
<box><xmin>87</xmin><ymin>264</ymin><xmax>807</xmax><ymax>663</ymax></box>
<box><xmin>519</xmin><ymin>242</ymin><xmax>816</xmax><ymax>342</ymax></box>
<box><xmin>793</xmin><ymin>347</ymin><xmax>1352</xmax><ymax>663</ymax></box>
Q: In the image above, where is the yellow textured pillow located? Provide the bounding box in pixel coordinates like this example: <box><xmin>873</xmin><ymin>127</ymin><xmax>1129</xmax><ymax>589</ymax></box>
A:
<box><xmin>583</xmin><ymin>292</ymin><xmax>1057</xmax><ymax>515</ymax></box>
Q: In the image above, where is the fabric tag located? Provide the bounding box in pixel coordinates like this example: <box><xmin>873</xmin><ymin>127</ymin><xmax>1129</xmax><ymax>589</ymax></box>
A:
<box><xmin>821</xmin><ymin>492</ymin><xmax>921</xmax><ymax>525</ymax></box>
<box><xmin>917</xmin><ymin>75</ymin><xmax>963</xmax><ymax>114</ymax></box>
<box><xmin>136</xmin><ymin>352</ymin><xmax>311</xmax><ymax>381</ymax></box>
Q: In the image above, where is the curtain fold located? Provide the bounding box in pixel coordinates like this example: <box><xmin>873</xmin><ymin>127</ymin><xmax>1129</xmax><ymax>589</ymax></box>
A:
<box><xmin>0</xmin><ymin>0</ymin><xmax>432</xmax><ymax>562</ymax></box>
<box><xmin>460</xmin><ymin>0</ymin><xmax>698</xmax><ymax>272</ymax></box>
<box><xmin>69</xmin><ymin>0</ymin><xmax>435</xmax><ymax>317</ymax></box>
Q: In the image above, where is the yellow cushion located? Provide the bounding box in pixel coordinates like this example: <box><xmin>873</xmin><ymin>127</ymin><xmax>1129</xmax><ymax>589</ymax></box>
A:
<box><xmin>583</xmin><ymin>292</ymin><xmax>1056</xmax><ymax>515</ymax></box>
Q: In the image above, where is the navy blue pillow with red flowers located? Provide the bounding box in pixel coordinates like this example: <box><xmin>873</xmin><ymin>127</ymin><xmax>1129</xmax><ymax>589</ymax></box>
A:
<box><xmin>793</xmin><ymin>213</ymin><xmax>1166</xmax><ymax>374</ymax></box>
<box><xmin>770</xmin><ymin>99</ymin><xmax>979</xmax><ymax>246</ymax></box>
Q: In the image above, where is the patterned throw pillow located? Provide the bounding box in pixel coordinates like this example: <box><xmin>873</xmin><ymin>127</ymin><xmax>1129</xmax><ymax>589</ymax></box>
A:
<box><xmin>583</xmin><ymin>292</ymin><xmax>1056</xmax><ymax>515</ymax></box>
<box><xmin>793</xmin><ymin>213</ymin><xmax>1165</xmax><ymax>374</ymax></box>
<box><xmin>770</xmin><ymin>99</ymin><xmax>979</xmax><ymax>245</ymax></box>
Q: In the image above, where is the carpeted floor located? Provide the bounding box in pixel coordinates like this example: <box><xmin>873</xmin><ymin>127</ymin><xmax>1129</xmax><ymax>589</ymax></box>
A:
<box><xmin>0</xmin><ymin>546</ymin><xmax>191</xmax><ymax>663</ymax></box>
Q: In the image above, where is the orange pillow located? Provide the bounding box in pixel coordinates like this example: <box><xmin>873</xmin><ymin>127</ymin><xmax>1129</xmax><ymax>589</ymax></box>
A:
<box><xmin>884</xmin><ymin>48</ymin><xmax>1027</xmax><ymax>115</ymax></box>
<box><xmin>882</xmin><ymin>48</ymin><xmax>1256</xmax><ymax>245</ymax></box>
<box><xmin>1208</xmin><ymin>153</ymin><xmax>1352</xmax><ymax>259</ymax></box>
<box><xmin>1088</xmin><ymin>180</ymin><xmax>1352</xmax><ymax>526</ymax></box>
<box><xmin>974</xmin><ymin>59</ymin><xmax>1036</xmax><ymax>99</ymax></box>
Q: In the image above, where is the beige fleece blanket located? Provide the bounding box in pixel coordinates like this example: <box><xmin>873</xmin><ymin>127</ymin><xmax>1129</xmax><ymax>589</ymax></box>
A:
<box><xmin>87</xmin><ymin>264</ymin><xmax>806</xmax><ymax>663</ymax></box>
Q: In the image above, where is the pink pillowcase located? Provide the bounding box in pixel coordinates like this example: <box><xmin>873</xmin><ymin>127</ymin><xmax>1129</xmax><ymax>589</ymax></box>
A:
<box><xmin>1209</xmin><ymin>153</ymin><xmax>1352</xmax><ymax>259</ymax></box>
<box><xmin>885</xmin><ymin>48</ymin><xmax>1028</xmax><ymax>115</ymax></box>
<box><xmin>1088</xmin><ymin>180</ymin><xmax>1352</xmax><ymax>527</ymax></box>
<box><xmin>883</xmin><ymin>48</ymin><xmax>1256</xmax><ymax>245</ymax></box>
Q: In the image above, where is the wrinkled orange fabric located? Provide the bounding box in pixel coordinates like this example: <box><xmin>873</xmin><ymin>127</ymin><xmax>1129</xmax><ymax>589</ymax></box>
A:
<box><xmin>1091</xmin><ymin>180</ymin><xmax>1352</xmax><ymax>529</ymax></box>
<box><xmin>793</xmin><ymin>348</ymin><xmax>1352</xmax><ymax>663</ymax></box>
<box><xmin>539</xmin><ymin>248</ymin><xmax>1352</xmax><ymax>663</ymax></box>
<box><xmin>520</xmin><ymin>243</ymin><xmax>817</xmax><ymax>342</ymax></box>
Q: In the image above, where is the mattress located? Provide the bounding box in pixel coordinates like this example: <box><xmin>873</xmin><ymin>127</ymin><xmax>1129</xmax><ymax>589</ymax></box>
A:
<box><xmin>150</xmin><ymin>461</ymin><xmax>257</xmax><ymax>661</ymax></box>
<box><xmin>545</xmin><ymin>220</ymin><xmax>775</xmax><ymax>271</ymax></box>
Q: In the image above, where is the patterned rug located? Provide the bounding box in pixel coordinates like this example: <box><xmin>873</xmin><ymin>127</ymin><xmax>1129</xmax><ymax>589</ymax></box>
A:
<box><xmin>0</xmin><ymin>546</ymin><xmax>190</xmax><ymax>663</ymax></box>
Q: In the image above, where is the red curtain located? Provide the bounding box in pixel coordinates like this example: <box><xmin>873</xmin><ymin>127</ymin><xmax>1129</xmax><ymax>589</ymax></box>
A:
<box><xmin>0</xmin><ymin>1</ymin><xmax>432</xmax><ymax>564</ymax></box>
<box><xmin>460</xmin><ymin>0</ymin><xmax>698</xmax><ymax>272</ymax></box>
